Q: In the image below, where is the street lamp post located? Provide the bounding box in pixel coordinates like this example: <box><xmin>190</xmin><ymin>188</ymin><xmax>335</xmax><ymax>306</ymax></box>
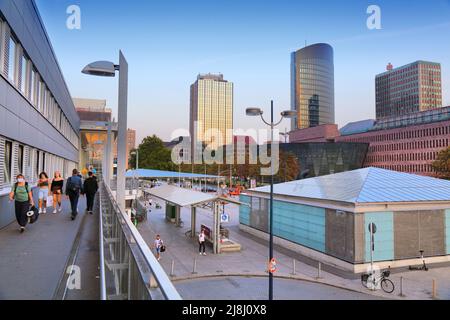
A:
<box><xmin>246</xmin><ymin>101</ymin><xmax>295</xmax><ymax>301</ymax></box>
<box><xmin>82</xmin><ymin>51</ymin><xmax>128</xmax><ymax>213</ymax></box>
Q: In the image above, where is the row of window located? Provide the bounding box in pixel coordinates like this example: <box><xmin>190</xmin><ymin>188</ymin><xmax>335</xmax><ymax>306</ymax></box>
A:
<box><xmin>0</xmin><ymin>136</ymin><xmax>77</xmax><ymax>191</ymax></box>
<box><xmin>0</xmin><ymin>18</ymin><xmax>79</xmax><ymax>149</ymax></box>
<box><xmin>371</xmin><ymin>164</ymin><xmax>436</xmax><ymax>174</ymax></box>
<box><xmin>367</xmin><ymin>151</ymin><xmax>439</xmax><ymax>163</ymax></box>
<box><xmin>366</xmin><ymin>137</ymin><xmax>449</xmax><ymax>152</ymax></box>
<box><xmin>347</xmin><ymin>125</ymin><xmax>450</xmax><ymax>143</ymax></box>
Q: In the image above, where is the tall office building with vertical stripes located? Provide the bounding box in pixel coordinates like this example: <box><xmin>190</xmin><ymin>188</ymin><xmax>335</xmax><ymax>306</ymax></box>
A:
<box><xmin>190</xmin><ymin>73</ymin><xmax>233</xmax><ymax>151</ymax></box>
<box><xmin>375</xmin><ymin>61</ymin><xmax>442</xmax><ymax>120</ymax></box>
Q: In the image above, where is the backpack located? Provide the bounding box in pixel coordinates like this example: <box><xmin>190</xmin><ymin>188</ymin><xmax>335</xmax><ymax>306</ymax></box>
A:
<box><xmin>14</xmin><ymin>182</ymin><xmax>30</xmax><ymax>201</ymax></box>
<box><xmin>67</xmin><ymin>177</ymin><xmax>81</xmax><ymax>194</ymax></box>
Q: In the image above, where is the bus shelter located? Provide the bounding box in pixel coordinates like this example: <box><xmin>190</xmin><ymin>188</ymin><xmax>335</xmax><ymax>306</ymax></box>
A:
<box><xmin>143</xmin><ymin>185</ymin><xmax>243</xmax><ymax>254</ymax></box>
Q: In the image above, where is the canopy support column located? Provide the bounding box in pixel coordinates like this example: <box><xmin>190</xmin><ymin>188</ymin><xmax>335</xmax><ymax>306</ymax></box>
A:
<box><xmin>191</xmin><ymin>207</ymin><xmax>196</xmax><ymax>238</ymax></box>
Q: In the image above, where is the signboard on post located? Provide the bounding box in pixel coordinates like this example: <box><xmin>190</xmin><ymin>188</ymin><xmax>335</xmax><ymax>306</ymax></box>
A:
<box><xmin>220</xmin><ymin>212</ymin><xmax>230</xmax><ymax>223</ymax></box>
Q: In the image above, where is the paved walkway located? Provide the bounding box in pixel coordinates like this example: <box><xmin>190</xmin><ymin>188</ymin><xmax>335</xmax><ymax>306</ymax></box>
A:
<box><xmin>175</xmin><ymin>276</ymin><xmax>381</xmax><ymax>300</ymax></box>
<box><xmin>137</xmin><ymin>201</ymin><xmax>400</xmax><ymax>300</ymax></box>
<box><xmin>0</xmin><ymin>196</ymin><xmax>99</xmax><ymax>300</ymax></box>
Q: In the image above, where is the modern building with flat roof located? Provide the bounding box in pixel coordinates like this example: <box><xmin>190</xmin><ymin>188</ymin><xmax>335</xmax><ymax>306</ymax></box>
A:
<box><xmin>291</xmin><ymin>43</ymin><xmax>335</xmax><ymax>130</ymax></box>
<box><xmin>376</xmin><ymin>61</ymin><xmax>442</xmax><ymax>119</ymax></box>
<box><xmin>0</xmin><ymin>0</ymin><xmax>80</xmax><ymax>228</ymax></box>
<box><xmin>240</xmin><ymin>168</ymin><xmax>450</xmax><ymax>273</ymax></box>
<box><xmin>337</xmin><ymin>106</ymin><xmax>450</xmax><ymax>177</ymax></box>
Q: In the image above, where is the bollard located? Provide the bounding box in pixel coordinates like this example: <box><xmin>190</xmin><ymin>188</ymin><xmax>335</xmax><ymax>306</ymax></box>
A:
<box><xmin>432</xmin><ymin>279</ymin><xmax>437</xmax><ymax>299</ymax></box>
<box><xmin>399</xmin><ymin>277</ymin><xmax>405</xmax><ymax>297</ymax></box>
<box><xmin>170</xmin><ymin>260</ymin><xmax>175</xmax><ymax>277</ymax></box>
<box><xmin>291</xmin><ymin>259</ymin><xmax>296</xmax><ymax>275</ymax></box>
<box><xmin>316</xmin><ymin>262</ymin><xmax>323</xmax><ymax>279</ymax></box>
<box><xmin>192</xmin><ymin>258</ymin><xmax>197</xmax><ymax>274</ymax></box>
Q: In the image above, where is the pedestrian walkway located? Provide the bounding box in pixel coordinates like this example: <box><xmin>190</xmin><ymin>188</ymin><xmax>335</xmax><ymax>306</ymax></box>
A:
<box><xmin>137</xmin><ymin>202</ymin><xmax>385</xmax><ymax>299</ymax></box>
<box><xmin>0</xmin><ymin>196</ymin><xmax>99</xmax><ymax>300</ymax></box>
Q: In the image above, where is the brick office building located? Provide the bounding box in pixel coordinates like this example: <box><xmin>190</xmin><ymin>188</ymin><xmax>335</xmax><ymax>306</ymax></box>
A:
<box><xmin>337</xmin><ymin>106</ymin><xmax>450</xmax><ymax>177</ymax></box>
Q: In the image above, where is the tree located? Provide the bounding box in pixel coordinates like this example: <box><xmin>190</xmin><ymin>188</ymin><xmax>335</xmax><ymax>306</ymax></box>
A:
<box><xmin>129</xmin><ymin>135</ymin><xmax>176</xmax><ymax>171</ymax></box>
<box><xmin>432</xmin><ymin>147</ymin><xmax>450</xmax><ymax>179</ymax></box>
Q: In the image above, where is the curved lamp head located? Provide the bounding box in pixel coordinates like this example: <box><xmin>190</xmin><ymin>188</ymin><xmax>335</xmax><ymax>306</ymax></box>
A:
<box><xmin>82</xmin><ymin>61</ymin><xmax>117</xmax><ymax>77</ymax></box>
<box><xmin>246</xmin><ymin>108</ymin><xmax>263</xmax><ymax>116</ymax></box>
<box><xmin>281</xmin><ymin>110</ymin><xmax>297</xmax><ymax>119</ymax></box>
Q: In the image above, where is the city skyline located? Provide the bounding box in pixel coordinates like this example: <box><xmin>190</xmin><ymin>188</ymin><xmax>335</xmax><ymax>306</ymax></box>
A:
<box><xmin>35</xmin><ymin>0</ymin><xmax>450</xmax><ymax>144</ymax></box>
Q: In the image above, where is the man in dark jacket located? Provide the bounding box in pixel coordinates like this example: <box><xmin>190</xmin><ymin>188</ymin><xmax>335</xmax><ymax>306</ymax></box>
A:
<box><xmin>83</xmin><ymin>172</ymin><xmax>98</xmax><ymax>214</ymax></box>
<box><xmin>65</xmin><ymin>169</ymin><xmax>83</xmax><ymax>220</ymax></box>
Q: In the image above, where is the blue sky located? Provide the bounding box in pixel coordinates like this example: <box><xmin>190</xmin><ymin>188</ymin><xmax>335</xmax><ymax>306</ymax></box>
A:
<box><xmin>35</xmin><ymin>0</ymin><xmax>450</xmax><ymax>144</ymax></box>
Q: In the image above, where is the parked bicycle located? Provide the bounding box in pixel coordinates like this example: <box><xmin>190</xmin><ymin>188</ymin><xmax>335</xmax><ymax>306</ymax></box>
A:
<box><xmin>361</xmin><ymin>268</ymin><xmax>395</xmax><ymax>293</ymax></box>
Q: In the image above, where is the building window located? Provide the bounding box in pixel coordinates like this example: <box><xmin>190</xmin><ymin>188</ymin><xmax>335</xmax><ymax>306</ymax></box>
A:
<box><xmin>30</xmin><ymin>68</ymin><xmax>36</xmax><ymax>104</ymax></box>
<box><xmin>8</xmin><ymin>37</ymin><xmax>17</xmax><ymax>84</ymax></box>
<box><xmin>3</xmin><ymin>141</ymin><xmax>12</xmax><ymax>185</ymax></box>
<box><xmin>20</xmin><ymin>55</ymin><xmax>28</xmax><ymax>95</ymax></box>
<box><xmin>18</xmin><ymin>145</ymin><xmax>24</xmax><ymax>174</ymax></box>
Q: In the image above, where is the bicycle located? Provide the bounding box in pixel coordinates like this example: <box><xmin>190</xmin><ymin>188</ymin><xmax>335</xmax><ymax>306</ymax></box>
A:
<box><xmin>361</xmin><ymin>268</ymin><xmax>395</xmax><ymax>293</ymax></box>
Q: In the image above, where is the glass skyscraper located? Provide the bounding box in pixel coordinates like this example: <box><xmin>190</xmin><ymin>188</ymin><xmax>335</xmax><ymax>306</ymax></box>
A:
<box><xmin>291</xmin><ymin>43</ymin><xmax>335</xmax><ymax>130</ymax></box>
<box><xmin>190</xmin><ymin>73</ymin><xmax>233</xmax><ymax>151</ymax></box>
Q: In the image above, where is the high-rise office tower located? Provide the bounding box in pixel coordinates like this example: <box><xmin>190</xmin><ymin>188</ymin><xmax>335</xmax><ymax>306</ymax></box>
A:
<box><xmin>375</xmin><ymin>61</ymin><xmax>442</xmax><ymax>119</ymax></box>
<box><xmin>291</xmin><ymin>43</ymin><xmax>335</xmax><ymax>130</ymax></box>
<box><xmin>190</xmin><ymin>73</ymin><xmax>233</xmax><ymax>151</ymax></box>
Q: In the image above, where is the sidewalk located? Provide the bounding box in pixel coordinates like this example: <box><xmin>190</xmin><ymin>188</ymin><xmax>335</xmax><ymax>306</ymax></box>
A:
<box><xmin>0</xmin><ymin>197</ymin><xmax>98</xmax><ymax>300</ymax></box>
<box><xmin>137</xmin><ymin>201</ymin><xmax>413</xmax><ymax>300</ymax></box>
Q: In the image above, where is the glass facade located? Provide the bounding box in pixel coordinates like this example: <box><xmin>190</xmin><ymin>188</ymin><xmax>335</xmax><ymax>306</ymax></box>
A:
<box><xmin>291</xmin><ymin>43</ymin><xmax>335</xmax><ymax>130</ymax></box>
<box><xmin>190</xmin><ymin>74</ymin><xmax>233</xmax><ymax>150</ymax></box>
<box><xmin>279</xmin><ymin>142</ymin><xmax>368</xmax><ymax>178</ymax></box>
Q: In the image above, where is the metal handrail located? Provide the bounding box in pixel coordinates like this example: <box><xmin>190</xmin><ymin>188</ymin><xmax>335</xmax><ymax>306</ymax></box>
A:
<box><xmin>100</xmin><ymin>178</ymin><xmax>182</xmax><ymax>300</ymax></box>
<box><xmin>99</xmin><ymin>188</ymin><xmax>107</xmax><ymax>300</ymax></box>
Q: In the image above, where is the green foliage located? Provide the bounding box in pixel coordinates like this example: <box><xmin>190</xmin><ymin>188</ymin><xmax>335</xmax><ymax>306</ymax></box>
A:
<box><xmin>129</xmin><ymin>135</ymin><xmax>176</xmax><ymax>171</ymax></box>
<box><xmin>432</xmin><ymin>147</ymin><xmax>450</xmax><ymax>180</ymax></box>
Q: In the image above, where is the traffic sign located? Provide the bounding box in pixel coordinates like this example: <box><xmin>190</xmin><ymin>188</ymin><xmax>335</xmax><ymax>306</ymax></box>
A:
<box><xmin>268</xmin><ymin>258</ymin><xmax>277</xmax><ymax>274</ymax></box>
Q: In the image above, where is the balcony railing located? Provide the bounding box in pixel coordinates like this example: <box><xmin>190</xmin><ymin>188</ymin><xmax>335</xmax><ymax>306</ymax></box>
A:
<box><xmin>99</xmin><ymin>178</ymin><xmax>181</xmax><ymax>300</ymax></box>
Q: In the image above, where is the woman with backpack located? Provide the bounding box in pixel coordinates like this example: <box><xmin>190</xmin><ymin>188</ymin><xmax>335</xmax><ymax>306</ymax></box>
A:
<box><xmin>9</xmin><ymin>174</ymin><xmax>34</xmax><ymax>233</ymax></box>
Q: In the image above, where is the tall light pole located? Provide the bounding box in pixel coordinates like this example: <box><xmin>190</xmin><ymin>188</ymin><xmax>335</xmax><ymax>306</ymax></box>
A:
<box><xmin>82</xmin><ymin>51</ymin><xmax>128</xmax><ymax>213</ymax></box>
<box><xmin>246</xmin><ymin>101</ymin><xmax>296</xmax><ymax>301</ymax></box>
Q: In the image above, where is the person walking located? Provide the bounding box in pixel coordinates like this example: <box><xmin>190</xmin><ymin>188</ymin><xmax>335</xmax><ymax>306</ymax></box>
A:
<box><xmin>50</xmin><ymin>171</ymin><xmax>64</xmax><ymax>214</ymax></box>
<box><xmin>198</xmin><ymin>229</ymin><xmax>207</xmax><ymax>255</ymax></box>
<box><xmin>9</xmin><ymin>174</ymin><xmax>34</xmax><ymax>233</ymax></box>
<box><xmin>83</xmin><ymin>171</ymin><xmax>98</xmax><ymax>214</ymax></box>
<box><xmin>37</xmin><ymin>172</ymin><xmax>50</xmax><ymax>214</ymax></box>
<box><xmin>65</xmin><ymin>169</ymin><xmax>83</xmax><ymax>221</ymax></box>
<box><xmin>152</xmin><ymin>235</ymin><xmax>164</xmax><ymax>261</ymax></box>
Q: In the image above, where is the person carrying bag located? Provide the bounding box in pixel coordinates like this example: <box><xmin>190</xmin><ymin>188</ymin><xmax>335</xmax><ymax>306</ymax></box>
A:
<box><xmin>9</xmin><ymin>174</ymin><xmax>35</xmax><ymax>233</ymax></box>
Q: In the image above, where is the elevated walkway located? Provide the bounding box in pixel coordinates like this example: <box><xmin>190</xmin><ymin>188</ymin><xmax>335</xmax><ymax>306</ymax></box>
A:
<box><xmin>0</xmin><ymin>197</ymin><xmax>99</xmax><ymax>300</ymax></box>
